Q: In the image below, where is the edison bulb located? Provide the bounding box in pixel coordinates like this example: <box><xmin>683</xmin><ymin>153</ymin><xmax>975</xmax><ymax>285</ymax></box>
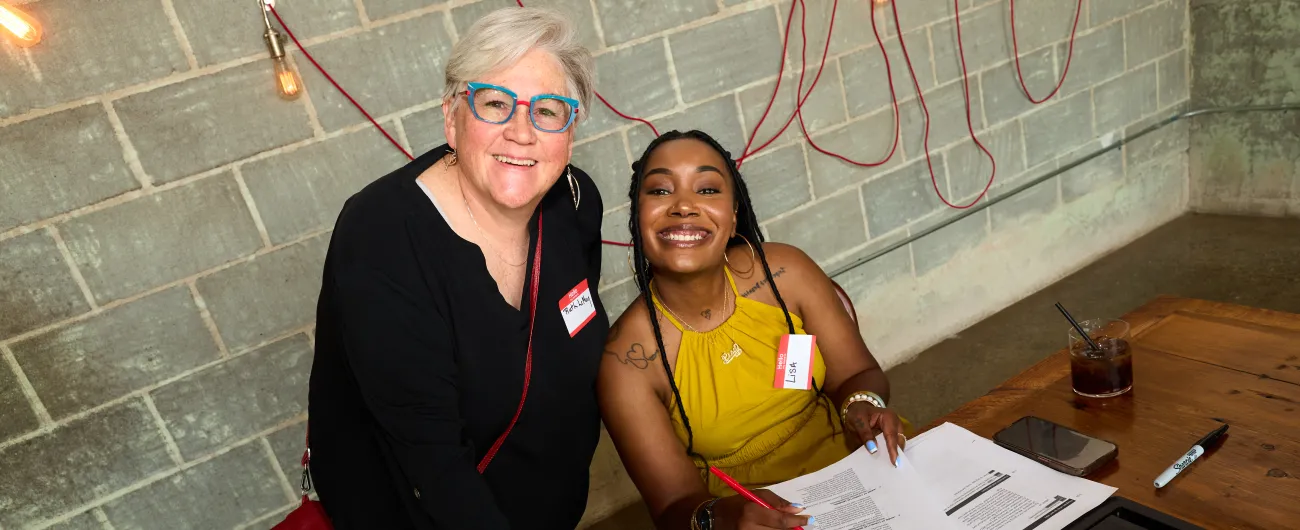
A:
<box><xmin>274</xmin><ymin>57</ymin><xmax>303</xmax><ymax>101</ymax></box>
<box><xmin>0</xmin><ymin>1</ymin><xmax>42</xmax><ymax>48</ymax></box>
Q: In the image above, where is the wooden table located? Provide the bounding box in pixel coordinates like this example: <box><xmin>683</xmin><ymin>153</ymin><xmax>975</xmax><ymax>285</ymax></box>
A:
<box><xmin>926</xmin><ymin>296</ymin><xmax>1300</xmax><ymax>530</ymax></box>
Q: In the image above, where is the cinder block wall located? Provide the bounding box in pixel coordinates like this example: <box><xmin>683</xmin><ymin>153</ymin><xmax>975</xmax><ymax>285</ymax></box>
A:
<box><xmin>1188</xmin><ymin>0</ymin><xmax>1300</xmax><ymax>216</ymax></box>
<box><xmin>0</xmin><ymin>0</ymin><xmax>1189</xmax><ymax>527</ymax></box>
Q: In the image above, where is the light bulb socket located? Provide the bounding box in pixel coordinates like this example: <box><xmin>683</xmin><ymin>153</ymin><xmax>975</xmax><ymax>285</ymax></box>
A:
<box><xmin>264</xmin><ymin>27</ymin><xmax>287</xmax><ymax>59</ymax></box>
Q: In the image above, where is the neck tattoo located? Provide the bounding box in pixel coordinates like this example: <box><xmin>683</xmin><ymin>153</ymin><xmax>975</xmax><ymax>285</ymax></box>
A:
<box><xmin>655</xmin><ymin>272</ymin><xmax>745</xmax><ymax>365</ymax></box>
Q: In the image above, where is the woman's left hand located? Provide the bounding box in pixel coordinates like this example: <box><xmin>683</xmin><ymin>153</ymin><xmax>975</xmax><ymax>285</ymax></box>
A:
<box><xmin>843</xmin><ymin>402</ymin><xmax>907</xmax><ymax>466</ymax></box>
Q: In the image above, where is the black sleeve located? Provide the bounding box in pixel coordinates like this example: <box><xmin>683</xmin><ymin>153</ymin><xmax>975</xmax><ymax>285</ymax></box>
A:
<box><xmin>572</xmin><ymin>165</ymin><xmax>605</xmax><ymax>286</ymax></box>
<box><xmin>330</xmin><ymin>222</ymin><xmax>511</xmax><ymax>529</ymax></box>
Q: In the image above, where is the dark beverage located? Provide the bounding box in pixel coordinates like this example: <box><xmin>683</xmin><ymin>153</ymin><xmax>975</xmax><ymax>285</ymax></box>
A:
<box><xmin>1070</xmin><ymin>336</ymin><xmax>1133</xmax><ymax>398</ymax></box>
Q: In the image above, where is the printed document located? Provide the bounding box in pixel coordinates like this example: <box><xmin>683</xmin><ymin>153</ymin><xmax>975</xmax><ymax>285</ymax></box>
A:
<box><xmin>762</xmin><ymin>423</ymin><xmax>1115</xmax><ymax>530</ymax></box>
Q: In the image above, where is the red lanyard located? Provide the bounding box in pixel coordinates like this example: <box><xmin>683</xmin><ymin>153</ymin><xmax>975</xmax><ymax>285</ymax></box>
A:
<box><xmin>476</xmin><ymin>213</ymin><xmax>542</xmax><ymax>473</ymax></box>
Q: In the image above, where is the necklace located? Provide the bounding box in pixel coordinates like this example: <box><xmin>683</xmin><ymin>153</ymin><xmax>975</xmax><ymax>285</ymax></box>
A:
<box><xmin>656</xmin><ymin>274</ymin><xmax>744</xmax><ymax>365</ymax></box>
<box><xmin>458</xmin><ymin>176</ymin><xmax>527</xmax><ymax>267</ymax></box>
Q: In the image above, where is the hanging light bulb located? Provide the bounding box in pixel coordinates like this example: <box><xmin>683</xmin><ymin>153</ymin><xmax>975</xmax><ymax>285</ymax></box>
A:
<box><xmin>258</xmin><ymin>0</ymin><xmax>302</xmax><ymax>101</ymax></box>
<box><xmin>0</xmin><ymin>0</ymin><xmax>42</xmax><ymax>48</ymax></box>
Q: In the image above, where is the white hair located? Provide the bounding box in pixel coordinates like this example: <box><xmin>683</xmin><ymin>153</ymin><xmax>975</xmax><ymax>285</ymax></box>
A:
<box><xmin>442</xmin><ymin>7</ymin><xmax>595</xmax><ymax>125</ymax></box>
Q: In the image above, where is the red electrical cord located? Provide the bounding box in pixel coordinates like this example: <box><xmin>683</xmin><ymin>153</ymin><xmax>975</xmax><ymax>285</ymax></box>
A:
<box><xmin>1010</xmin><ymin>0</ymin><xmax>1083</xmax><ymax>104</ymax></box>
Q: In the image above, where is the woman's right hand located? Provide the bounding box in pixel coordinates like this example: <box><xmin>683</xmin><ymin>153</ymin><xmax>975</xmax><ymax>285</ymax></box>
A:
<box><xmin>712</xmin><ymin>490</ymin><xmax>812</xmax><ymax>529</ymax></box>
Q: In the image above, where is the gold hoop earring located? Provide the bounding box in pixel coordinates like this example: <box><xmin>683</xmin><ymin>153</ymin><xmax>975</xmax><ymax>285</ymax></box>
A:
<box><xmin>567</xmin><ymin>166</ymin><xmax>580</xmax><ymax>211</ymax></box>
<box><xmin>445</xmin><ymin>149</ymin><xmax>458</xmax><ymax>166</ymax></box>
<box><xmin>626</xmin><ymin>249</ymin><xmax>648</xmax><ymax>276</ymax></box>
<box><xmin>727</xmin><ymin>234</ymin><xmax>758</xmax><ymax>275</ymax></box>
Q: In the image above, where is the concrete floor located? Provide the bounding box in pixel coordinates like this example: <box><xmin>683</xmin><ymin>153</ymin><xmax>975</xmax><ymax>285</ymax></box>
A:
<box><xmin>588</xmin><ymin>213</ymin><xmax>1300</xmax><ymax>529</ymax></box>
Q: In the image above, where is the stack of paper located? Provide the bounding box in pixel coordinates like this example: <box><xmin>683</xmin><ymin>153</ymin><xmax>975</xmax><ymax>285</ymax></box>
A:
<box><xmin>765</xmin><ymin>422</ymin><xmax>1117</xmax><ymax>530</ymax></box>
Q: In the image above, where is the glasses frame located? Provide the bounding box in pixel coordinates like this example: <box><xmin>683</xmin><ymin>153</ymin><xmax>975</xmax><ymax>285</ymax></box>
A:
<box><xmin>463</xmin><ymin>82</ymin><xmax>581</xmax><ymax>133</ymax></box>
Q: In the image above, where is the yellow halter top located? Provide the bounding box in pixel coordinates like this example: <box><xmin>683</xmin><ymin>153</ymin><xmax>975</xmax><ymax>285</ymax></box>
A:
<box><xmin>652</xmin><ymin>268</ymin><xmax>852</xmax><ymax>498</ymax></box>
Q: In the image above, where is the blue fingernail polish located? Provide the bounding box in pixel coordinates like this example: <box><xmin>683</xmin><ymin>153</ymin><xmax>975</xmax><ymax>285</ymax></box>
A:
<box><xmin>791</xmin><ymin>503</ymin><xmax>804</xmax><ymax>508</ymax></box>
<box><xmin>808</xmin><ymin>516</ymin><xmax>817</xmax><ymax>525</ymax></box>
<box><xmin>866</xmin><ymin>440</ymin><xmax>877</xmax><ymax>453</ymax></box>
<box><xmin>895</xmin><ymin>456</ymin><xmax>902</xmax><ymax>467</ymax></box>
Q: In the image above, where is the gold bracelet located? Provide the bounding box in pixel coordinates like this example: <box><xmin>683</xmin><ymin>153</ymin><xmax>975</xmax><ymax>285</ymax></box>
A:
<box><xmin>840</xmin><ymin>390</ymin><xmax>886</xmax><ymax>419</ymax></box>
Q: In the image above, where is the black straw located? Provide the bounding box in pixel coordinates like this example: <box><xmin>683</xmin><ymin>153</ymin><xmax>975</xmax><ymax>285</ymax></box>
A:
<box><xmin>1055</xmin><ymin>302</ymin><xmax>1101</xmax><ymax>352</ymax></box>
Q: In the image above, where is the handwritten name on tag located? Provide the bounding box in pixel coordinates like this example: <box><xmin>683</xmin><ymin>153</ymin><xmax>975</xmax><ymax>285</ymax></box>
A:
<box><xmin>559</xmin><ymin>279</ymin><xmax>596</xmax><ymax>337</ymax></box>
<box><xmin>773</xmin><ymin>334</ymin><xmax>816</xmax><ymax>390</ymax></box>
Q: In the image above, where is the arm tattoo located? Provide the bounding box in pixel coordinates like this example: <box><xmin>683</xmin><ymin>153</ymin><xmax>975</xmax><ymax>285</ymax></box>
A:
<box><xmin>740</xmin><ymin>267</ymin><xmax>787</xmax><ymax>298</ymax></box>
<box><xmin>603</xmin><ymin>343</ymin><xmax>661</xmax><ymax>370</ymax></box>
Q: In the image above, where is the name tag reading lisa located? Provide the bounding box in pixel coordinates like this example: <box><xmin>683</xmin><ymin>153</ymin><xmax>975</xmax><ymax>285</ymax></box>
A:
<box><xmin>773</xmin><ymin>334</ymin><xmax>816</xmax><ymax>390</ymax></box>
<box><xmin>559</xmin><ymin>279</ymin><xmax>596</xmax><ymax>337</ymax></box>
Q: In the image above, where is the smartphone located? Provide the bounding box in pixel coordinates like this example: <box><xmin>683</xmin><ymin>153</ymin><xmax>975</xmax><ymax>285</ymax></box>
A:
<box><xmin>993</xmin><ymin>416</ymin><xmax>1118</xmax><ymax>477</ymax></box>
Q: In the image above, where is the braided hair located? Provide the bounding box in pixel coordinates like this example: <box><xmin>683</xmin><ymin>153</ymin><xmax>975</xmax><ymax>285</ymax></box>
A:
<box><xmin>626</xmin><ymin>130</ymin><xmax>837</xmax><ymax>465</ymax></box>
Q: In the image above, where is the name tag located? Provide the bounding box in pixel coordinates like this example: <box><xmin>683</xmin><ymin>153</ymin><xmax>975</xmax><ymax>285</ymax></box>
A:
<box><xmin>558</xmin><ymin>279</ymin><xmax>596</xmax><ymax>337</ymax></box>
<box><xmin>773</xmin><ymin>334</ymin><xmax>816</xmax><ymax>390</ymax></box>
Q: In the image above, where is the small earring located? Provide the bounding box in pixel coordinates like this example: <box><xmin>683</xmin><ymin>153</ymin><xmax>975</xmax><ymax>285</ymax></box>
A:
<box><xmin>445</xmin><ymin>149</ymin><xmax>458</xmax><ymax>166</ymax></box>
<box><xmin>567</xmin><ymin>166</ymin><xmax>580</xmax><ymax>211</ymax></box>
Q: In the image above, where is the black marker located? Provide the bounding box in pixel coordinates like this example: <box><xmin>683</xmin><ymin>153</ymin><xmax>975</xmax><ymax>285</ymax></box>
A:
<box><xmin>1154</xmin><ymin>424</ymin><xmax>1228</xmax><ymax>488</ymax></box>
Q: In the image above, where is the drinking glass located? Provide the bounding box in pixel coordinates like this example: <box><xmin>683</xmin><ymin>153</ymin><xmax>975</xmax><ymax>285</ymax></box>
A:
<box><xmin>1068</xmin><ymin>319</ymin><xmax>1133</xmax><ymax>398</ymax></box>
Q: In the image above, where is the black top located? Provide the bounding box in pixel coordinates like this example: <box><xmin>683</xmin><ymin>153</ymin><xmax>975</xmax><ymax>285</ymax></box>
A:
<box><xmin>308</xmin><ymin>144</ymin><xmax>609</xmax><ymax>529</ymax></box>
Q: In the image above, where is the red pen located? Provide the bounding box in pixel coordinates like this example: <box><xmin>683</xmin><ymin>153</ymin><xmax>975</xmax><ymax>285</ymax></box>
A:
<box><xmin>708</xmin><ymin>466</ymin><xmax>805</xmax><ymax>530</ymax></box>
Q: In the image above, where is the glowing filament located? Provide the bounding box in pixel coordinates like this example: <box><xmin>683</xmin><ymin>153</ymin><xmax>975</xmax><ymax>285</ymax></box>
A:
<box><xmin>0</xmin><ymin>2</ymin><xmax>41</xmax><ymax>47</ymax></box>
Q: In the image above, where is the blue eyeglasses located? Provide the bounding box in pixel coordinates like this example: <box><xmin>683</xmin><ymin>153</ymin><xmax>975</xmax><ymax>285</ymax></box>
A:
<box><xmin>462</xmin><ymin>82</ymin><xmax>580</xmax><ymax>133</ymax></box>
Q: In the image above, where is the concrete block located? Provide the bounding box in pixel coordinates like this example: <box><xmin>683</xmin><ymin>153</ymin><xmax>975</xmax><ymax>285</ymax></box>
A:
<box><xmin>450</xmin><ymin>0</ymin><xmax>603</xmax><ymax>51</ymax></box>
<box><xmin>1126</xmin><ymin>120</ymin><xmax>1188</xmax><ymax>168</ymax></box>
<box><xmin>594</xmin><ymin>40</ymin><xmax>677</xmax><ymax>120</ymax></box>
<box><xmin>1190</xmin><ymin>112</ymin><xmax>1297</xmax><ymax>204</ymax></box>
<box><xmin>764</xmin><ymin>191</ymin><xmax>867</xmax><ymax>264</ymax></box>
<box><xmin>627</xmin><ymin>97</ymin><xmax>746</xmax><ymax>163</ymax></box>
<box><xmin>1089</xmin><ymin>0</ymin><xmax>1155</xmax><ymax>27</ymax></box>
<box><xmin>0</xmin><ymin>359</ymin><xmax>38</xmax><ymax>443</ymax></box>
<box><xmin>861</xmin><ymin>158</ymin><xmax>950</xmax><ymax>237</ymax></box>
<box><xmin>740</xmin><ymin>144</ymin><xmax>813</xmax><ymax>223</ymax></box>
<box><xmin>1191</xmin><ymin>1</ymin><xmax>1300</xmax><ymax>107</ymax></box>
<box><xmin>931</xmin><ymin>3</ymin><xmax>1007</xmax><ymax>75</ymax></box>
<box><xmin>1061</xmin><ymin>149</ymin><xmax>1122</xmax><ymax>202</ymax></box>
<box><xmin>196</xmin><ymin>235</ymin><xmax>328</xmax><ymax>353</ymax></box>
<box><xmin>980</xmin><ymin>47</ymin><xmax>1057</xmax><ymax>126</ymax></box>
<box><xmin>1094</xmin><ymin>63</ymin><xmax>1158</xmax><ymax>135</ymax></box>
<box><xmin>828</xmin><ymin>231</ymin><xmax>913</xmax><ymax>299</ymax></box>
<box><xmin>113</xmin><ymin>61</ymin><xmax>315</xmax><ymax>184</ymax></box>
<box><xmin>1010</xmin><ymin>0</ymin><xmax>1084</xmax><ymax>51</ymax></box>
<box><xmin>739</xmin><ymin>62</ymin><xmax>849</xmax><ymax>148</ymax></box>
<box><xmin>172</xmin><ymin>0</ymin><xmax>360</xmax><ymax>67</ymax></box>
<box><xmin>945</xmin><ymin>120</ymin><xmax>1026</xmax><ymax>200</ymax></box>
<box><xmin>574</xmin><ymin>93</ymin><xmax>631</xmax><ymax>142</ymax></box>
<box><xmin>364</xmin><ymin>0</ymin><xmax>442</xmax><ymax>21</ymax></box>
<box><xmin>152</xmin><ymin>334</ymin><xmax>313</xmax><ymax>460</ymax></box>
<box><xmin>1125</xmin><ymin>1</ymin><xmax>1184</xmax><ymax>67</ymax></box>
<box><xmin>300</xmin><ymin>14</ymin><xmax>452</xmax><ymax>132</ymax></box>
<box><xmin>267</xmin><ymin>421</ymin><xmax>309</xmax><ymax>481</ymax></box>
<box><xmin>242</xmin><ymin>129</ymin><xmax>408</xmax><ymax>244</ymax></box>
<box><xmin>894</xmin><ymin>0</ymin><xmax>956</xmax><ymax>33</ymax></box>
<box><xmin>43</xmin><ymin>511</ymin><xmax>102</xmax><ymax>530</ymax></box>
<box><xmin>670</xmin><ymin>9</ymin><xmax>782</xmax><ymax>103</ymax></box>
<box><xmin>1022</xmin><ymin>91</ymin><xmax>1094</xmax><ymax>167</ymax></box>
<box><xmin>572</xmin><ymin>133</ymin><xmax>632</xmax><ymax>212</ymax></box>
<box><xmin>1059</xmin><ymin>23</ymin><xmax>1126</xmax><ymax>96</ymax></box>
<box><xmin>0</xmin><ymin>231</ymin><xmax>91</xmax><ymax>340</ymax></box>
<box><xmin>102</xmin><ymin>441</ymin><xmax>287</xmax><ymax>529</ymax></box>
<box><xmin>898</xmin><ymin>79</ymin><xmax>984</xmax><ymax>154</ymax></box>
<box><xmin>807</xmin><ymin>109</ymin><xmax>906</xmax><ymax>197</ymax></box>
<box><xmin>599</xmin><ymin>208</ymin><xmax>631</xmax><ymax>288</ymax></box>
<box><xmin>780</xmin><ymin>0</ymin><xmax>884</xmax><ymax>59</ymax></box>
<box><xmin>594</xmin><ymin>0</ymin><xmax>716</xmax><ymax>45</ymax></box>
<box><xmin>911</xmin><ymin>209</ymin><xmax>988</xmax><ymax>276</ymax></box>
<box><xmin>0</xmin><ymin>104</ymin><xmax>140</xmax><ymax>233</ymax></box>
<box><xmin>12</xmin><ymin>287</ymin><xmax>220</xmax><ymax>420</ymax></box>
<box><xmin>0</xmin><ymin>0</ymin><xmax>187</xmax><ymax>119</ymax></box>
<box><xmin>1157</xmin><ymin>50</ymin><xmax>1188</xmax><ymax>108</ymax></box>
<box><xmin>599</xmin><ymin>279</ymin><xmax>639</xmax><ymax>322</ymax></box>
<box><xmin>841</xmin><ymin>40</ymin><xmax>916</xmax><ymax>120</ymax></box>
<box><xmin>990</xmin><ymin>176</ymin><xmax>1059</xmax><ymax>229</ymax></box>
<box><xmin>59</xmin><ymin>175</ymin><xmax>264</xmax><ymax>304</ymax></box>
<box><xmin>402</xmin><ymin>107</ymin><xmax>447</xmax><ymax>156</ymax></box>
<box><xmin>0</xmin><ymin>399</ymin><xmax>172</xmax><ymax>528</ymax></box>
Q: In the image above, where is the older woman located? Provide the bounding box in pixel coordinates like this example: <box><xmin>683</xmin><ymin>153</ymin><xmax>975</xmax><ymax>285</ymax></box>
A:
<box><xmin>307</xmin><ymin>7</ymin><xmax>606</xmax><ymax>529</ymax></box>
<box><xmin>599</xmin><ymin>130</ymin><xmax>907</xmax><ymax>530</ymax></box>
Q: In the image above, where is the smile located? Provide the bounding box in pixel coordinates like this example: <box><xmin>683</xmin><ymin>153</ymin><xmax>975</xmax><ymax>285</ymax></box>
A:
<box><xmin>493</xmin><ymin>155</ymin><xmax>537</xmax><ymax>167</ymax></box>
<box><xmin>657</xmin><ymin>226</ymin><xmax>712</xmax><ymax>247</ymax></box>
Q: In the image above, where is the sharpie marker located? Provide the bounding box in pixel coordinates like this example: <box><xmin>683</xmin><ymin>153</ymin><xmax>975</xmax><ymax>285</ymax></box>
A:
<box><xmin>1154</xmin><ymin>424</ymin><xmax>1228</xmax><ymax>488</ymax></box>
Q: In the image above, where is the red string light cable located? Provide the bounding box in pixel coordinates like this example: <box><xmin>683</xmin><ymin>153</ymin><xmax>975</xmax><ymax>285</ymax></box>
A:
<box><xmin>1010</xmin><ymin>0</ymin><xmax>1083</xmax><ymax>103</ymax></box>
<box><xmin>269</xmin><ymin>5</ymin><xmax>414</xmax><ymax>161</ymax></box>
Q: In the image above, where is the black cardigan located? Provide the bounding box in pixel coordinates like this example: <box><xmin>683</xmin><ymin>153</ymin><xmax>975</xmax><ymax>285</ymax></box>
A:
<box><xmin>308</xmin><ymin>144</ymin><xmax>609</xmax><ymax>529</ymax></box>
